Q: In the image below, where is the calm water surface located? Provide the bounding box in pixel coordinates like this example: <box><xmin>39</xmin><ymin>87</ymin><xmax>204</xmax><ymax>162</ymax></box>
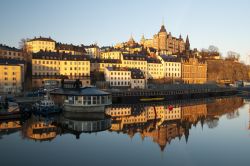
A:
<box><xmin>0</xmin><ymin>96</ymin><xmax>250</xmax><ymax>166</ymax></box>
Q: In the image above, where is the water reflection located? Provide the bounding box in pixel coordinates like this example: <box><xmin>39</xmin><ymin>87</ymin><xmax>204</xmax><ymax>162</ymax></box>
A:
<box><xmin>0</xmin><ymin>97</ymin><xmax>245</xmax><ymax>149</ymax></box>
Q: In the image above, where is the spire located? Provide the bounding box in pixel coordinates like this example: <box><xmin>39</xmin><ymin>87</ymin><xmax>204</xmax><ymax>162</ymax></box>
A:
<box><xmin>179</xmin><ymin>34</ymin><xmax>182</xmax><ymax>39</ymax></box>
<box><xmin>159</xmin><ymin>19</ymin><xmax>167</xmax><ymax>33</ymax></box>
<box><xmin>185</xmin><ymin>35</ymin><xmax>190</xmax><ymax>50</ymax></box>
<box><xmin>129</xmin><ymin>33</ymin><xmax>135</xmax><ymax>43</ymax></box>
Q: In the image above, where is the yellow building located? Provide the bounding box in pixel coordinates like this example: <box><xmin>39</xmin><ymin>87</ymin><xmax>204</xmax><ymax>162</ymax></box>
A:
<box><xmin>0</xmin><ymin>59</ymin><xmax>24</xmax><ymax>94</ymax></box>
<box><xmin>84</xmin><ymin>44</ymin><xmax>100</xmax><ymax>58</ymax></box>
<box><xmin>90</xmin><ymin>59</ymin><xmax>122</xmax><ymax>72</ymax></box>
<box><xmin>0</xmin><ymin>44</ymin><xmax>24</xmax><ymax>60</ymax></box>
<box><xmin>121</xmin><ymin>54</ymin><xmax>148</xmax><ymax>75</ymax></box>
<box><xmin>32</xmin><ymin>51</ymin><xmax>90</xmax><ymax>88</ymax></box>
<box><xmin>182</xmin><ymin>57</ymin><xmax>207</xmax><ymax>84</ymax></box>
<box><xmin>26</xmin><ymin>36</ymin><xmax>56</xmax><ymax>53</ymax></box>
<box><xmin>140</xmin><ymin>24</ymin><xmax>187</xmax><ymax>54</ymax></box>
<box><xmin>147</xmin><ymin>57</ymin><xmax>164</xmax><ymax>79</ymax></box>
<box><xmin>100</xmin><ymin>50</ymin><xmax>122</xmax><ymax>59</ymax></box>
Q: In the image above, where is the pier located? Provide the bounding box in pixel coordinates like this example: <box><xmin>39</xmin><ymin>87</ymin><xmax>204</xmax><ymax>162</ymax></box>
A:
<box><xmin>107</xmin><ymin>84</ymin><xmax>237</xmax><ymax>103</ymax></box>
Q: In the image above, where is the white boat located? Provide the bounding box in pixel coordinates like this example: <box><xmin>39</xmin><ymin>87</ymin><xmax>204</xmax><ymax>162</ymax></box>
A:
<box><xmin>33</xmin><ymin>95</ymin><xmax>61</xmax><ymax>114</ymax></box>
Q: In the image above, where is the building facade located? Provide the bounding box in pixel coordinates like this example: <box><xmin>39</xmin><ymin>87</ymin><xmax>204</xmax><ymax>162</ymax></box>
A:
<box><xmin>0</xmin><ymin>59</ymin><xmax>24</xmax><ymax>94</ymax></box>
<box><xmin>158</xmin><ymin>55</ymin><xmax>182</xmax><ymax>80</ymax></box>
<box><xmin>0</xmin><ymin>44</ymin><xmax>24</xmax><ymax>60</ymax></box>
<box><xmin>140</xmin><ymin>24</ymin><xmax>188</xmax><ymax>54</ymax></box>
<box><xmin>182</xmin><ymin>57</ymin><xmax>207</xmax><ymax>84</ymax></box>
<box><xmin>104</xmin><ymin>67</ymin><xmax>146</xmax><ymax>89</ymax></box>
<box><xmin>147</xmin><ymin>57</ymin><xmax>164</xmax><ymax>79</ymax></box>
<box><xmin>26</xmin><ymin>37</ymin><xmax>56</xmax><ymax>53</ymax></box>
<box><xmin>32</xmin><ymin>51</ymin><xmax>90</xmax><ymax>88</ymax></box>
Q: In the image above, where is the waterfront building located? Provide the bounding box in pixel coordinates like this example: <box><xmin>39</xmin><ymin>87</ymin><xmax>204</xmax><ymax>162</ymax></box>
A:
<box><xmin>104</xmin><ymin>67</ymin><xmax>131</xmax><ymax>89</ymax></box>
<box><xmin>147</xmin><ymin>57</ymin><xmax>164</xmax><ymax>79</ymax></box>
<box><xmin>121</xmin><ymin>54</ymin><xmax>147</xmax><ymax>75</ymax></box>
<box><xmin>158</xmin><ymin>55</ymin><xmax>182</xmax><ymax>80</ymax></box>
<box><xmin>0</xmin><ymin>44</ymin><xmax>24</xmax><ymax>60</ymax></box>
<box><xmin>32</xmin><ymin>51</ymin><xmax>90</xmax><ymax>88</ymax></box>
<box><xmin>182</xmin><ymin>57</ymin><xmax>207</xmax><ymax>84</ymax></box>
<box><xmin>140</xmin><ymin>24</ymin><xmax>188</xmax><ymax>54</ymax></box>
<box><xmin>0</xmin><ymin>59</ymin><xmax>24</xmax><ymax>94</ymax></box>
<box><xmin>130</xmin><ymin>69</ymin><xmax>146</xmax><ymax>89</ymax></box>
<box><xmin>104</xmin><ymin>67</ymin><xmax>146</xmax><ymax>89</ymax></box>
<box><xmin>26</xmin><ymin>36</ymin><xmax>56</xmax><ymax>53</ymax></box>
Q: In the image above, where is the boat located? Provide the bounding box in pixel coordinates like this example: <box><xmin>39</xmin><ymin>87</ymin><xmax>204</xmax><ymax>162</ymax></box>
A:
<box><xmin>0</xmin><ymin>98</ymin><xmax>21</xmax><ymax>120</ymax></box>
<box><xmin>32</xmin><ymin>95</ymin><xmax>62</xmax><ymax>115</ymax></box>
<box><xmin>140</xmin><ymin>97</ymin><xmax>164</xmax><ymax>102</ymax></box>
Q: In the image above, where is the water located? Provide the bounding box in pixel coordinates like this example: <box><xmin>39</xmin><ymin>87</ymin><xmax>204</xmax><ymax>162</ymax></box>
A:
<box><xmin>0</xmin><ymin>96</ymin><xmax>250</xmax><ymax>166</ymax></box>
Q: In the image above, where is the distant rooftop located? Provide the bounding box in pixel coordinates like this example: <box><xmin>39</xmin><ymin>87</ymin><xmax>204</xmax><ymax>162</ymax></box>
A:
<box><xmin>160</xmin><ymin>55</ymin><xmax>181</xmax><ymax>62</ymax></box>
<box><xmin>0</xmin><ymin>44</ymin><xmax>21</xmax><ymax>52</ymax></box>
<box><xmin>147</xmin><ymin>57</ymin><xmax>161</xmax><ymax>63</ymax></box>
<box><xmin>91</xmin><ymin>58</ymin><xmax>121</xmax><ymax>63</ymax></box>
<box><xmin>28</xmin><ymin>36</ymin><xmax>55</xmax><ymax>42</ymax></box>
<box><xmin>123</xmin><ymin>54</ymin><xmax>147</xmax><ymax>61</ymax></box>
<box><xmin>55</xmin><ymin>42</ymin><xmax>86</xmax><ymax>53</ymax></box>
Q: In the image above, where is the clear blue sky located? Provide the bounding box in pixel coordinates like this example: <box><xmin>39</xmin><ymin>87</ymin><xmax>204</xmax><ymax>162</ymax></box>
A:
<box><xmin>1</xmin><ymin>0</ymin><xmax>250</xmax><ymax>62</ymax></box>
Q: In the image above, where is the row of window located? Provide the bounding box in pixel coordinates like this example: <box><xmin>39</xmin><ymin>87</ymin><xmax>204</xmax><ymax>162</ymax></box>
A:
<box><xmin>34</xmin><ymin>60</ymin><xmax>89</xmax><ymax>65</ymax></box>
<box><xmin>110</xmin><ymin>81</ymin><xmax>130</xmax><ymax>86</ymax></box>
<box><xmin>34</xmin><ymin>73</ymin><xmax>89</xmax><ymax>76</ymax></box>
<box><xmin>0</xmin><ymin>51</ymin><xmax>22</xmax><ymax>56</ymax></box>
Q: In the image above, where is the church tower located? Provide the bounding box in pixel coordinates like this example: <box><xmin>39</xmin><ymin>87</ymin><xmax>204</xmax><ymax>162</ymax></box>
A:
<box><xmin>158</xmin><ymin>23</ymin><xmax>167</xmax><ymax>51</ymax></box>
<box><xmin>185</xmin><ymin>35</ymin><xmax>190</xmax><ymax>51</ymax></box>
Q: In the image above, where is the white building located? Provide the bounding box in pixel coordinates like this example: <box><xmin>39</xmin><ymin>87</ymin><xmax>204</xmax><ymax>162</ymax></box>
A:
<box><xmin>158</xmin><ymin>55</ymin><xmax>181</xmax><ymax>80</ymax></box>
<box><xmin>104</xmin><ymin>67</ymin><xmax>146</xmax><ymax>89</ymax></box>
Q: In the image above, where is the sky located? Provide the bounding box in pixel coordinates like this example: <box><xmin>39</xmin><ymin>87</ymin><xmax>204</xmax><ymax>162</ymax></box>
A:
<box><xmin>0</xmin><ymin>0</ymin><xmax>250</xmax><ymax>62</ymax></box>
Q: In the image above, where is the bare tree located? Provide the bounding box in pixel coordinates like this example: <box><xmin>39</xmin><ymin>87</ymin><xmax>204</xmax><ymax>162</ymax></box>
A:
<box><xmin>226</xmin><ymin>51</ymin><xmax>240</xmax><ymax>61</ymax></box>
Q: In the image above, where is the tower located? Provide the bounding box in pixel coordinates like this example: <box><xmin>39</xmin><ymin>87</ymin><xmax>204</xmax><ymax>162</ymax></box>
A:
<box><xmin>185</xmin><ymin>35</ymin><xmax>190</xmax><ymax>51</ymax></box>
<box><xmin>158</xmin><ymin>23</ymin><xmax>167</xmax><ymax>51</ymax></box>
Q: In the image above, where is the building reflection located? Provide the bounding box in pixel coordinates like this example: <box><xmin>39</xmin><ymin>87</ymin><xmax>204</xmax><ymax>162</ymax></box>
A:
<box><xmin>21</xmin><ymin>115</ymin><xmax>58</xmax><ymax>141</ymax></box>
<box><xmin>0</xmin><ymin>119</ymin><xmax>22</xmax><ymax>139</ymax></box>
<box><xmin>0</xmin><ymin>97</ymin><xmax>244</xmax><ymax>149</ymax></box>
<box><xmin>106</xmin><ymin>97</ymin><xmax>244</xmax><ymax>151</ymax></box>
<box><xmin>57</xmin><ymin>114</ymin><xmax>111</xmax><ymax>139</ymax></box>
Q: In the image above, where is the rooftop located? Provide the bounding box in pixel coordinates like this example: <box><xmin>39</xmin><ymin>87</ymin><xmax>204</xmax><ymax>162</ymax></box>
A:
<box><xmin>147</xmin><ymin>57</ymin><xmax>162</xmax><ymax>64</ymax></box>
<box><xmin>28</xmin><ymin>36</ymin><xmax>55</xmax><ymax>42</ymax></box>
<box><xmin>160</xmin><ymin>55</ymin><xmax>181</xmax><ymax>62</ymax></box>
<box><xmin>55</xmin><ymin>43</ymin><xmax>86</xmax><ymax>53</ymax></box>
<box><xmin>32</xmin><ymin>51</ymin><xmax>90</xmax><ymax>61</ymax></box>
<box><xmin>123</xmin><ymin>54</ymin><xmax>147</xmax><ymax>61</ymax></box>
<box><xmin>0</xmin><ymin>44</ymin><xmax>21</xmax><ymax>52</ymax></box>
<box><xmin>91</xmin><ymin>58</ymin><xmax>121</xmax><ymax>63</ymax></box>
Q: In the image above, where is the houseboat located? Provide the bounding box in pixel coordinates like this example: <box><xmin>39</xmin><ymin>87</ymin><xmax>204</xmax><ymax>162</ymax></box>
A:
<box><xmin>49</xmin><ymin>79</ymin><xmax>112</xmax><ymax>114</ymax></box>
